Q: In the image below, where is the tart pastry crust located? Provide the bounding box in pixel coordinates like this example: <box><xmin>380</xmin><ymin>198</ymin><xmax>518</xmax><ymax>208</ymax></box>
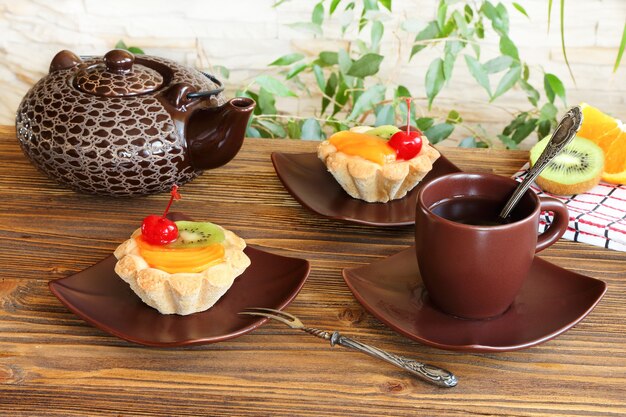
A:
<box><xmin>114</xmin><ymin>227</ymin><xmax>251</xmax><ymax>315</ymax></box>
<box><xmin>318</xmin><ymin>138</ymin><xmax>440</xmax><ymax>203</ymax></box>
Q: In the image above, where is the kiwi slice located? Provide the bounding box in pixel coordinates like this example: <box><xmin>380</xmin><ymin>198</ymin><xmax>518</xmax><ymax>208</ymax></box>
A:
<box><xmin>530</xmin><ymin>135</ymin><xmax>604</xmax><ymax>195</ymax></box>
<box><xmin>365</xmin><ymin>125</ymin><xmax>401</xmax><ymax>139</ymax></box>
<box><xmin>167</xmin><ymin>221</ymin><xmax>225</xmax><ymax>248</ymax></box>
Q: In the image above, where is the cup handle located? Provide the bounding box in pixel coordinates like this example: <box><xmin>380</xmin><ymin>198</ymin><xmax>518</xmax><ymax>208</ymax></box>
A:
<box><xmin>535</xmin><ymin>197</ymin><xmax>569</xmax><ymax>253</ymax></box>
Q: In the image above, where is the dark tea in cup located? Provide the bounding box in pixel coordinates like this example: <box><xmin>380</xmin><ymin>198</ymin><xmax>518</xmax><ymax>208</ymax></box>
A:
<box><xmin>415</xmin><ymin>173</ymin><xmax>569</xmax><ymax>319</ymax></box>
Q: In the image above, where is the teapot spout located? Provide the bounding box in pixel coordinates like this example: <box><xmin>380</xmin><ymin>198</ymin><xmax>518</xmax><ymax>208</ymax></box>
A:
<box><xmin>186</xmin><ymin>97</ymin><xmax>256</xmax><ymax>171</ymax></box>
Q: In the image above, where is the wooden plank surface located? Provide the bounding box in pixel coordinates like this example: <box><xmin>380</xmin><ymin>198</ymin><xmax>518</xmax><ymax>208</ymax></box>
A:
<box><xmin>0</xmin><ymin>125</ymin><xmax>624</xmax><ymax>416</ymax></box>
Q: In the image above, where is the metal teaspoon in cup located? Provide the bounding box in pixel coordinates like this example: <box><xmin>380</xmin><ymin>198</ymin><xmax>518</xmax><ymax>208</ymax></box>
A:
<box><xmin>499</xmin><ymin>105</ymin><xmax>584</xmax><ymax>220</ymax></box>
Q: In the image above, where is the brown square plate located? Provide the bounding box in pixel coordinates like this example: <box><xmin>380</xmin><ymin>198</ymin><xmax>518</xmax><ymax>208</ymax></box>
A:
<box><xmin>271</xmin><ymin>151</ymin><xmax>460</xmax><ymax>226</ymax></box>
<box><xmin>343</xmin><ymin>246</ymin><xmax>606</xmax><ymax>352</ymax></box>
<box><xmin>49</xmin><ymin>246</ymin><xmax>310</xmax><ymax>347</ymax></box>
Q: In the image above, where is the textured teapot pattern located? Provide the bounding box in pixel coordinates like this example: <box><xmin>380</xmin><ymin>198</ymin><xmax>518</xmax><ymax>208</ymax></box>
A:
<box><xmin>15</xmin><ymin>50</ymin><xmax>253</xmax><ymax>197</ymax></box>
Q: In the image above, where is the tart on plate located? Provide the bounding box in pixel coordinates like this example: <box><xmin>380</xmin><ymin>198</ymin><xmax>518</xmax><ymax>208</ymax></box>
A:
<box><xmin>113</xmin><ymin>186</ymin><xmax>250</xmax><ymax>315</ymax></box>
<box><xmin>317</xmin><ymin>100</ymin><xmax>440</xmax><ymax>203</ymax></box>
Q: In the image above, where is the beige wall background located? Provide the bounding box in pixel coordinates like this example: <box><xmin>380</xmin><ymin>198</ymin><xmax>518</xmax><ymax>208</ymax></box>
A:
<box><xmin>1</xmin><ymin>0</ymin><xmax>624</xmax><ymax>147</ymax></box>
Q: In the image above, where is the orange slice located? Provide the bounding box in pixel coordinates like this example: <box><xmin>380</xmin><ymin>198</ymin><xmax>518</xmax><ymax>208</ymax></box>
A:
<box><xmin>135</xmin><ymin>235</ymin><xmax>225</xmax><ymax>274</ymax></box>
<box><xmin>602</xmin><ymin>130</ymin><xmax>626</xmax><ymax>184</ymax></box>
<box><xmin>329</xmin><ymin>131</ymin><xmax>395</xmax><ymax>165</ymax></box>
<box><xmin>578</xmin><ymin>103</ymin><xmax>620</xmax><ymax>141</ymax></box>
<box><xmin>576</xmin><ymin>103</ymin><xmax>626</xmax><ymax>185</ymax></box>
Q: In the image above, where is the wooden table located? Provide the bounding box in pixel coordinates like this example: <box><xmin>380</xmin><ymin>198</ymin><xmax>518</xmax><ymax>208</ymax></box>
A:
<box><xmin>0</xmin><ymin>125</ymin><xmax>624</xmax><ymax>416</ymax></box>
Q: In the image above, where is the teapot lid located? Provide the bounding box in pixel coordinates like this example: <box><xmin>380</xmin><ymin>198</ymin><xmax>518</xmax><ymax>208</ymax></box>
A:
<box><xmin>74</xmin><ymin>49</ymin><xmax>163</xmax><ymax>97</ymax></box>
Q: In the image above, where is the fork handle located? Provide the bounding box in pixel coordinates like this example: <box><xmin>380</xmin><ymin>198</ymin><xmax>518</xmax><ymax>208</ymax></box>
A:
<box><xmin>328</xmin><ymin>332</ymin><xmax>457</xmax><ymax>388</ymax></box>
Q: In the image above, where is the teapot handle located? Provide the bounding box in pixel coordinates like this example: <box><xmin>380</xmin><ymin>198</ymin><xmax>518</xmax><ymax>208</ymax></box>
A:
<box><xmin>187</xmin><ymin>73</ymin><xmax>225</xmax><ymax>99</ymax></box>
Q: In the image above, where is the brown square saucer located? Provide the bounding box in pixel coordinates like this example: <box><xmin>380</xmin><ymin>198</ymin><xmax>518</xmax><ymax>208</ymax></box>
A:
<box><xmin>343</xmin><ymin>246</ymin><xmax>606</xmax><ymax>352</ymax></box>
<box><xmin>49</xmin><ymin>247</ymin><xmax>310</xmax><ymax>347</ymax></box>
<box><xmin>271</xmin><ymin>151</ymin><xmax>460</xmax><ymax>226</ymax></box>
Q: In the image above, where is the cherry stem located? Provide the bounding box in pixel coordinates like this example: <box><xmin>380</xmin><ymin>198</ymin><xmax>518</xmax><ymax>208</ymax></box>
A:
<box><xmin>162</xmin><ymin>185</ymin><xmax>181</xmax><ymax>217</ymax></box>
<box><xmin>405</xmin><ymin>98</ymin><xmax>411</xmax><ymax>133</ymax></box>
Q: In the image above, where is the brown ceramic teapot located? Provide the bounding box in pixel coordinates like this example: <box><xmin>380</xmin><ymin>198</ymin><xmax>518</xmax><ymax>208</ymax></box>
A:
<box><xmin>15</xmin><ymin>49</ymin><xmax>255</xmax><ymax>196</ymax></box>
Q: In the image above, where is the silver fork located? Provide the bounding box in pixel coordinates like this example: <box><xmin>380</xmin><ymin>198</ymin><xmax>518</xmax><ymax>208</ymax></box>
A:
<box><xmin>239</xmin><ymin>307</ymin><xmax>457</xmax><ymax>388</ymax></box>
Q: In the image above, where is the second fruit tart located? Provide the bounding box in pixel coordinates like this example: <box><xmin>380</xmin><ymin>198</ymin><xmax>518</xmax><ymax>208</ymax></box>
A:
<box><xmin>114</xmin><ymin>186</ymin><xmax>251</xmax><ymax>315</ymax></box>
<box><xmin>317</xmin><ymin>99</ymin><xmax>440</xmax><ymax>203</ymax></box>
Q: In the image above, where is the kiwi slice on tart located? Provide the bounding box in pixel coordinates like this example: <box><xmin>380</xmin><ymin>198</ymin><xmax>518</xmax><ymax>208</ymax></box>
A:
<box><xmin>166</xmin><ymin>221</ymin><xmax>225</xmax><ymax>248</ymax></box>
<box><xmin>364</xmin><ymin>125</ymin><xmax>401</xmax><ymax>139</ymax></box>
<box><xmin>530</xmin><ymin>135</ymin><xmax>604</xmax><ymax>195</ymax></box>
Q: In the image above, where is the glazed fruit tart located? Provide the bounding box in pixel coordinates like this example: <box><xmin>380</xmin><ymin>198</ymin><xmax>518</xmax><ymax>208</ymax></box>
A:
<box><xmin>114</xmin><ymin>186</ymin><xmax>250</xmax><ymax>315</ymax></box>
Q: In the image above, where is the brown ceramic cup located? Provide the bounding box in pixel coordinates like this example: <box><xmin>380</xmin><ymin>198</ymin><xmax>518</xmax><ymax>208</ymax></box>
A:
<box><xmin>415</xmin><ymin>172</ymin><xmax>569</xmax><ymax>319</ymax></box>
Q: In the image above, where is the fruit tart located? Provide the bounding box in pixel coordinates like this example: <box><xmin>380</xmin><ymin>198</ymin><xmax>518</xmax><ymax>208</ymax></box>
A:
<box><xmin>114</xmin><ymin>186</ymin><xmax>251</xmax><ymax>315</ymax></box>
<box><xmin>317</xmin><ymin>99</ymin><xmax>440</xmax><ymax>203</ymax></box>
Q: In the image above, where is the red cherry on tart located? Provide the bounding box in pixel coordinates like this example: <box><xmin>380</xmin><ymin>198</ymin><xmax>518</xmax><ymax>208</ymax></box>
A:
<box><xmin>141</xmin><ymin>185</ymin><xmax>181</xmax><ymax>245</ymax></box>
<box><xmin>388</xmin><ymin>98</ymin><xmax>423</xmax><ymax>160</ymax></box>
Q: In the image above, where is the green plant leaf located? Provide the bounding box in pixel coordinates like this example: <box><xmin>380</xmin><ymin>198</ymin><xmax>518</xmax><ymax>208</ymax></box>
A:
<box><xmin>495</xmin><ymin>3</ymin><xmax>510</xmax><ymax>32</ymax></box>
<box><xmin>559</xmin><ymin>0</ymin><xmax>575</xmax><ymax>83</ymax></box>
<box><xmin>425</xmin><ymin>58</ymin><xmax>445</xmax><ymax>109</ymax></box>
<box><xmin>378</xmin><ymin>0</ymin><xmax>392</xmax><ymax>11</ymax></box>
<box><xmin>395</xmin><ymin>85</ymin><xmax>412</xmax><ymax>99</ymax></box>
<box><xmin>539</xmin><ymin>102</ymin><xmax>558</xmax><ymax>122</ymax></box>
<box><xmin>353</xmin><ymin>78</ymin><xmax>365</xmax><ymax>105</ymax></box>
<box><xmin>322</xmin><ymin>72</ymin><xmax>338</xmax><ymax>114</ymax></box>
<box><xmin>443</xmin><ymin>40</ymin><xmax>462</xmax><ymax>80</ymax></box>
<box><xmin>499</xmin><ymin>36</ymin><xmax>519</xmax><ymax>61</ymax></box>
<box><xmin>503</xmin><ymin>112</ymin><xmax>527</xmax><ymax>136</ymax></box>
<box><xmin>286</xmin><ymin>62</ymin><xmax>308</xmax><ymax>79</ymax></box>
<box><xmin>258</xmin><ymin>88</ymin><xmax>277</xmax><ymax>115</ymax></box>
<box><xmin>512</xmin><ymin>2</ymin><xmax>529</xmax><ymax>18</ymax></box>
<box><xmin>312</xmin><ymin>2</ymin><xmax>324</xmax><ymax>25</ymax></box>
<box><xmin>246</xmin><ymin>125</ymin><xmax>262</xmax><ymax>138</ymax></box>
<box><xmin>338</xmin><ymin>49</ymin><xmax>352</xmax><ymax>77</ymax></box>
<box><xmin>375</xmin><ymin>104</ymin><xmax>395</xmax><ymax>126</ymax></box>
<box><xmin>481</xmin><ymin>1</ymin><xmax>508</xmax><ymax>36</ymax></box>
<box><xmin>256</xmin><ymin>119</ymin><xmax>286</xmax><ymax>138</ymax></box>
<box><xmin>537</xmin><ymin>119</ymin><xmax>552</xmax><ymax>138</ymax></box>
<box><xmin>329</xmin><ymin>0</ymin><xmax>341</xmax><ymax>14</ymax></box>
<box><xmin>416</xmin><ymin>117</ymin><xmax>434</xmax><ymax>131</ymax></box>
<box><xmin>544</xmin><ymin>73</ymin><xmax>566</xmax><ymax>105</ymax></box>
<box><xmin>492</xmin><ymin>65</ymin><xmax>521</xmax><ymax>100</ymax></box>
<box><xmin>128</xmin><ymin>46</ymin><xmax>144</xmax><ymax>54</ymax></box>
<box><xmin>613</xmin><ymin>22</ymin><xmax>626</xmax><ymax>72</ymax></box>
<box><xmin>436</xmin><ymin>2</ymin><xmax>448</xmax><ymax>32</ymax></box>
<box><xmin>443</xmin><ymin>51</ymin><xmax>456</xmax><ymax>81</ymax></box>
<box><xmin>254</xmin><ymin>75</ymin><xmax>297</xmax><ymax>97</ymax></box>
<box><xmin>371</xmin><ymin>21</ymin><xmax>384</xmax><ymax>52</ymax></box>
<box><xmin>519</xmin><ymin>79</ymin><xmax>540</xmax><ymax>106</ymax></box>
<box><xmin>347</xmin><ymin>53</ymin><xmax>384</xmax><ymax>77</ymax></box>
<box><xmin>319</xmin><ymin>51</ymin><xmax>339</xmax><ymax>66</ymax></box>
<box><xmin>214</xmin><ymin>65</ymin><xmax>230</xmax><ymax>79</ymax></box>
<box><xmin>410</xmin><ymin>21</ymin><xmax>440</xmax><ymax>58</ymax></box>
<box><xmin>464</xmin><ymin>55</ymin><xmax>491</xmax><ymax>97</ymax></box>
<box><xmin>333</xmin><ymin>75</ymin><xmax>350</xmax><ymax>115</ymax></box>
<box><xmin>115</xmin><ymin>40</ymin><xmax>128</xmax><ymax>49</ymax></box>
<box><xmin>512</xmin><ymin>118</ymin><xmax>538</xmax><ymax>143</ymax></box>
<box><xmin>446</xmin><ymin>110</ymin><xmax>463</xmax><ymax>124</ymax></box>
<box><xmin>483</xmin><ymin>56</ymin><xmax>513</xmax><ymax>73</ymax></box>
<box><xmin>498</xmin><ymin>134</ymin><xmax>517</xmax><ymax>149</ymax></box>
<box><xmin>269</xmin><ymin>53</ymin><xmax>305</xmax><ymax>66</ymax></box>
<box><xmin>287</xmin><ymin>22</ymin><xmax>322</xmax><ymax>36</ymax></box>
<box><xmin>547</xmin><ymin>0</ymin><xmax>553</xmax><ymax>32</ymax></box>
<box><xmin>459</xmin><ymin>136</ymin><xmax>477</xmax><ymax>148</ymax></box>
<box><xmin>347</xmin><ymin>84</ymin><xmax>386</xmax><ymax>120</ymax></box>
<box><xmin>301</xmin><ymin>118</ymin><xmax>325</xmax><ymax>140</ymax></box>
<box><xmin>459</xmin><ymin>137</ymin><xmax>477</xmax><ymax>148</ymax></box>
<box><xmin>452</xmin><ymin>10</ymin><xmax>470</xmax><ymax>38</ymax></box>
<box><xmin>312</xmin><ymin>65</ymin><xmax>325</xmax><ymax>91</ymax></box>
<box><xmin>464</xmin><ymin>4</ymin><xmax>473</xmax><ymax>22</ymax></box>
<box><xmin>286</xmin><ymin>119</ymin><xmax>301</xmax><ymax>139</ymax></box>
<box><xmin>424</xmin><ymin>122</ymin><xmax>454</xmax><ymax>144</ymax></box>
<box><xmin>522</xmin><ymin>63</ymin><xmax>529</xmax><ymax>81</ymax></box>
